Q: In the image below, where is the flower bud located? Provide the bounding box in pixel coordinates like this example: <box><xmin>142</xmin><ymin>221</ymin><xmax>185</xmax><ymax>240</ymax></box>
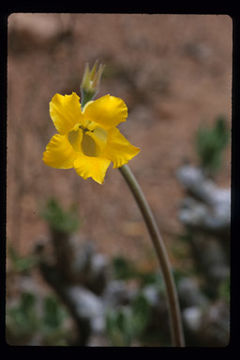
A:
<box><xmin>81</xmin><ymin>60</ymin><xmax>105</xmax><ymax>107</ymax></box>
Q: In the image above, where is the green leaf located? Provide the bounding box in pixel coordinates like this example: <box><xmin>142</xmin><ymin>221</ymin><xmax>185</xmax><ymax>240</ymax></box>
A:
<box><xmin>40</xmin><ymin>198</ymin><xmax>80</xmax><ymax>234</ymax></box>
<box><xmin>6</xmin><ymin>292</ymin><xmax>38</xmax><ymax>340</ymax></box>
<box><xmin>106</xmin><ymin>308</ymin><xmax>133</xmax><ymax>346</ymax></box>
<box><xmin>112</xmin><ymin>256</ymin><xmax>139</xmax><ymax>280</ymax></box>
<box><xmin>8</xmin><ymin>245</ymin><xmax>37</xmax><ymax>273</ymax></box>
<box><xmin>131</xmin><ymin>293</ymin><xmax>151</xmax><ymax>336</ymax></box>
<box><xmin>195</xmin><ymin>115</ymin><xmax>229</xmax><ymax>176</ymax></box>
<box><xmin>42</xmin><ymin>296</ymin><xmax>66</xmax><ymax>330</ymax></box>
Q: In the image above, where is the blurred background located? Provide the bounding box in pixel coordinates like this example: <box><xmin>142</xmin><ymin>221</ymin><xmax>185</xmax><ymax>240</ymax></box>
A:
<box><xmin>7</xmin><ymin>14</ymin><xmax>231</xmax><ymax>346</ymax></box>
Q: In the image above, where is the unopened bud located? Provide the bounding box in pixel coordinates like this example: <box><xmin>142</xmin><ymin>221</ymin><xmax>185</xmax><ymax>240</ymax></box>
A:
<box><xmin>81</xmin><ymin>60</ymin><xmax>105</xmax><ymax>107</ymax></box>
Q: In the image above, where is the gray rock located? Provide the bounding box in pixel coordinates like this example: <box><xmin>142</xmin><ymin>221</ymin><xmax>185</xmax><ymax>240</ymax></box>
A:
<box><xmin>183</xmin><ymin>306</ymin><xmax>202</xmax><ymax>332</ymax></box>
<box><xmin>142</xmin><ymin>285</ymin><xmax>160</xmax><ymax>307</ymax></box>
<box><xmin>178</xmin><ymin>277</ymin><xmax>208</xmax><ymax>308</ymax></box>
<box><xmin>176</xmin><ymin>165</ymin><xmax>230</xmax><ymax>235</ymax></box>
<box><xmin>67</xmin><ymin>286</ymin><xmax>105</xmax><ymax>333</ymax></box>
<box><xmin>103</xmin><ymin>280</ymin><xmax>136</xmax><ymax>308</ymax></box>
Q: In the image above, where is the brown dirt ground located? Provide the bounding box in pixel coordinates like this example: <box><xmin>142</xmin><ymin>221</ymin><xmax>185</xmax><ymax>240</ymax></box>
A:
<box><xmin>7</xmin><ymin>14</ymin><xmax>232</xmax><ymax>271</ymax></box>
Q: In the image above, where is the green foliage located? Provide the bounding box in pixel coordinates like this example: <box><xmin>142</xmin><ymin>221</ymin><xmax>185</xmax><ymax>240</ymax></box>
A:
<box><xmin>6</xmin><ymin>292</ymin><xmax>39</xmax><ymax>344</ymax></box>
<box><xmin>139</xmin><ymin>271</ymin><xmax>165</xmax><ymax>291</ymax></box>
<box><xmin>108</xmin><ymin>256</ymin><xmax>169</xmax><ymax>346</ymax></box>
<box><xmin>131</xmin><ymin>293</ymin><xmax>151</xmax><ymax>336</ymax></box>
<box><xmin>218</xmin><ymin>275</ymin><xmax>230</xmax><ymax>304</ymax></box>
<box><xmin>106</xmin><ymin>307</ymin><xmax>133</xmax><ymax>346</ymax></box>
<box><xmin>42</xmin><ymin>296</ymin><xmax>66</xmax><ymax>330</ymax></box>
<box><xmin>40</xmin><ymin>197</ymin><xmax>80</xmax><ymax>234</ymax></box>
<box><xmin>195</xmin><ymin>115</ymin><xmax>229</xmax><ymax>176</ymax></box>
<box><xmin>8</xmin><ymin>245</ymin><xmax>38</xmax><ymax>274</ymax></box>
<box><xmin>41</xmin><ymin>296</ymin><xmax>70</xmax><ymax>345</ymax></box>
<box><xmin>105</xmin><ymin>293</ymin><xmax>151</xmax><ymax>346</ymax></box>
<box><xmin>112</xmin><ymin>256</ymin><xmax>139</xmax><ymax>280</ymax></box>
<box><xmin>6</xmin><ymin>292</ymin><xmax>70</xmax><ymax>346</ymax></box>
<box><xmin>111</xmin><ymin>255</ymin><xmax>165</xmax><ymax>291</ymax></box>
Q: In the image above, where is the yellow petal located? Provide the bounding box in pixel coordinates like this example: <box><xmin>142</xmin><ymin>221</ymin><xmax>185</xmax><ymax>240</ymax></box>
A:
<box><xmin>83</xmin><ymin>95</ymin><xmax>128</xmax><ymax>129</ymax></box>
<box><xmin>74</xmin><ymin>155</ymin><xmax>111</xmax><ymax>184</ymax></box>
<box><xmin>43</xmin><ymin>133</ymin><xmax>77</xmax><ymax>169</ymax></box>
<box><xmin>50</xmin><ymin>92</ymin><xmax>83</xmax><ymax>134</ymax></box>
<box><xmin>103</xmin><ymin>127</ymin><xmax>140</xmax><ymax>168</ymax></box>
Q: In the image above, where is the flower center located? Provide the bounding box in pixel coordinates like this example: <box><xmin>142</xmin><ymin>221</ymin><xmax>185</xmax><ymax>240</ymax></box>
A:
<box><xmin>81</xmin><ymin>132</ymin><xmax>97</xmax><ymax>157</ymax></box>
<box><xmin>68</xmin><ymin>123</ymin><xmax>107</xmax><ymax>157</ymax></box>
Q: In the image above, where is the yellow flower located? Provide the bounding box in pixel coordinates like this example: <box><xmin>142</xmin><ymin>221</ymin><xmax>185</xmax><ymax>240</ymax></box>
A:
<box><xmin>43</xmin><ymin>92</ymin><xmax>140</xmax><ymax>184</ymax></box>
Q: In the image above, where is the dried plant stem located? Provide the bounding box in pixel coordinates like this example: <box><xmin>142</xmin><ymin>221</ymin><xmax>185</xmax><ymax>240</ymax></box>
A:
<box><xmin>119</xmin><ymin>164</ymin><xmax>185</xmax><ymax>347</ymax></box>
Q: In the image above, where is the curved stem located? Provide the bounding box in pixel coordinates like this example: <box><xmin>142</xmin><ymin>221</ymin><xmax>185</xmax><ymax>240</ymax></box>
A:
<box><xmin>119</xmin><ymin>164</ymin><xmax>185</xmax><ymax>347</ymax></box>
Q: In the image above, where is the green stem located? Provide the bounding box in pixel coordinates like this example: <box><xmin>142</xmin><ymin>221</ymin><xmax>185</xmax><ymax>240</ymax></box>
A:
<box><xmin>119</xmin><ymin>164</ymin><xmax>185</xmax><ymax>347</ymax></box>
